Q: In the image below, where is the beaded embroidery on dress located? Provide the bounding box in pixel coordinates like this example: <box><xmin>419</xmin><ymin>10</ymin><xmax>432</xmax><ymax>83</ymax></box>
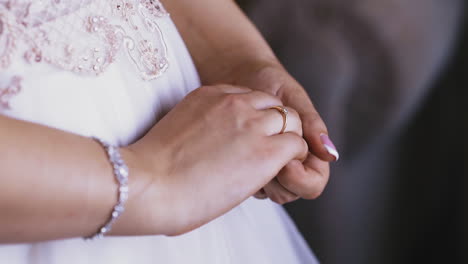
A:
<box><xmin>0</xmin><ymin>0</ymin><xmax>169</xmax><ymax>81</ymax></box>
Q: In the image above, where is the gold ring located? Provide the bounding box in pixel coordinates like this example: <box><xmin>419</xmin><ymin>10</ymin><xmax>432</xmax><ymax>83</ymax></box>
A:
<box><xmin>270</xmin><ymin>106</ymin><xmax>288</xmax><ymax>134</ymax></box>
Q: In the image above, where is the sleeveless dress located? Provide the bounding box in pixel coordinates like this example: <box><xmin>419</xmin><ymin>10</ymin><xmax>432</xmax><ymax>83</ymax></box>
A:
<box><xmin>0</xmin><ymin>1</ymin><xmax>318</xmax><ymax>263</ymax></box>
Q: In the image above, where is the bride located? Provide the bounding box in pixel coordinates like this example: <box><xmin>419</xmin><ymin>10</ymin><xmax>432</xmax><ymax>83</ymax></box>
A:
<box><xmin>0</xmin><ymin>0</ymin><xmax>339</xmax><ymax>263</ymax></box>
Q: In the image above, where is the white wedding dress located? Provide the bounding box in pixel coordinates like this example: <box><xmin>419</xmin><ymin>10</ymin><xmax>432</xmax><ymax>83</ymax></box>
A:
<box><xmin>0</xmin><ymin>1</ymin><xmax>318</xmax><ymax>263</ymax></box>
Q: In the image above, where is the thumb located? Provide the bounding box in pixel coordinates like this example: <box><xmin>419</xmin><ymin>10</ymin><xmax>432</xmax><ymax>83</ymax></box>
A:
<box><xmin>280</xmin><ymin>86</ymin><xmax>339</xmax><ymax>162</ymax></box>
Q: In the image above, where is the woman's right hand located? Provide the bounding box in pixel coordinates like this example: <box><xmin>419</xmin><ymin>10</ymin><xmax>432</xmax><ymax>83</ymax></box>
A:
<box><xmin>116</xmin><ymin>85</ymin><xmax>307</xmax><ymax>236</ymax></box>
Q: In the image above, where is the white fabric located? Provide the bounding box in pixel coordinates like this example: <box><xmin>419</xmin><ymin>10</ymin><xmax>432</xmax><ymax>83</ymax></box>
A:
<box><xmin>0</xmin><ymin>6</ymin><xmax>318</xmax><ymax>264</ymax></box>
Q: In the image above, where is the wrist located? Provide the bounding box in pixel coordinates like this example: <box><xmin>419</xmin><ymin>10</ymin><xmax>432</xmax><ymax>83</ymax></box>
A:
<box><xmin>107</xmin><ymin>146</ymin><xmax>170</xmax><ymax>236</ymax></box>
<box><xmin>223</xmin><ymin>60</ymin><xmax>288</xmax><ymax>95</ymax></box>
<box><xmin>199</xmin><ymin>53</ymin><xmax>282</xmax><ymax>86</ymax></box>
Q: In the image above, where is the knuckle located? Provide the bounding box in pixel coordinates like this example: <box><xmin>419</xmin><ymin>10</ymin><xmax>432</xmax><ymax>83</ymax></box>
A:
<box><xmin>277</xmin><ymin>167</ymin><xmax>301</xmax><ymax>190</ymax></box>
<box><xmin>243</xmin><ymin>118</ymin><xmax>259</xmax><ymax>132</ymax></box>
<box><xmin>302</xmin><ymin>181</ymin><xmax>326</xmax><ymax>200</ymax></box>
<box><xmin>291</xmin><ymin>176</ymin><xmax>310</xmax><ymax>194</ymax></box>
<box><xmin>276</xmin><ymin>177</ymin><xmax>293</xmax><ymax>192</ymax></box>
<box><xmin>265</xmin><ymin>182</ymin><xmax>299</xmax><ymax>205</ymax></box>
<box><xmin>289</xmin><ymin>135</ymin><xmax>308</xmax><ymax>155</ymax></box>
<box><xmin>269</xmin><ymin>193</ymin><xmax>296</xmax><ymax>205</ymax></box>
<box><xmin>223</xmin><ymin>94</ymin><xmax>247</xmax><ymax>109</ymax></box>
<box><xmin>282</xmin><ymin>167</ymin><xmax>328</xmax><ymax>200</ymax></box>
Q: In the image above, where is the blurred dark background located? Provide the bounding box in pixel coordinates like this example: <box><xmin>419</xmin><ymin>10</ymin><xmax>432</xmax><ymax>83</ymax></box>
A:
<box><xmin>237</xmin><ymin>1</ymin><xmax>467</xmax><ymax>263</ymax></box>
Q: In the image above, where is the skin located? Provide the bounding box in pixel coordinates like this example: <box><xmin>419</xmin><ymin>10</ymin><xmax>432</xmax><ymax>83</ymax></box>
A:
<box><xmin>0</xmin><ymin>0</ymin><xmax>335</xmax><ymax>243</ymax></box>
<box><xmin>0</xmin><ymin>85</ymin><xmax>307</xmax><ymax>242</ymax></box>
<box><xmin>162</xmin><ymin>0</ymin><xmax>334</xmax><ymax>203</ymax></box>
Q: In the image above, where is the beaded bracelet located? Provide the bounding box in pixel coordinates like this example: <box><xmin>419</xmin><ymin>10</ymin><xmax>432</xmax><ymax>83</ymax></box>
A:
<box><xmin>86</xmin><ymin>138</ymin><xmax>129</xmax><ymax>240</ymax></box>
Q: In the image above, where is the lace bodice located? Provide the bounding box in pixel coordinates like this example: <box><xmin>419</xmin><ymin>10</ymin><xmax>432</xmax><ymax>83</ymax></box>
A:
<box><xmin>0</xmin><ymin>0</ymin><xmax>170</xmax><ymax>108</ymax></box>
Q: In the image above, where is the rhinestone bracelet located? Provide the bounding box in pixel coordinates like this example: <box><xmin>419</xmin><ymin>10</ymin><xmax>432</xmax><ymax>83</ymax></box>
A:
<box><xmin>86</xmin><ymin>138</ymin><xmax>129</xmax><ymax>240</ymax></box>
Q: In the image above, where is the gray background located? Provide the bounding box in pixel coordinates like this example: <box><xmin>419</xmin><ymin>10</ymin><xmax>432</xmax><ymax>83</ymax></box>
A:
<box><xmin>239</xmin><ymin>1</ymin><xmax>467</xmax><ymax>263</ymax></box>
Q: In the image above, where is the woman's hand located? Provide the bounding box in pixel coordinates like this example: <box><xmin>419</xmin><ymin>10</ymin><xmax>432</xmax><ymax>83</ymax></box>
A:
<box><xmin>231</xmin><ymin>63</ymin><xmax>338</xmax><ymax>204</ymax></box>
<box><xmin>0</xmin><ymin>83</ymin><xmax>305</xmax><ymax>243</ymax></box>
<box><xmin>161</xmin><ymin>0</ymin><xmax>338</xmax><ymax>205</ymax></box>
<box><xmin>119</xmin><ymin>85</ymin><xmax>307</xmax><ymax>236</ymax></box>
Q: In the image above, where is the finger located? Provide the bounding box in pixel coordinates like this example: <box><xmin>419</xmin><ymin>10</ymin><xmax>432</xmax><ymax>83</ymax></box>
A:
<box><xmin>276</xmin><ymin>154</ymin><xmax>330</xmax><ymax>200</ymax></box>
<box><xmin>259</xmin><ymin>107</ymin><xmax>302</xmax><ymax>137</ymax></box>
<box><xmin>201</xmin><ymin>84</ymin><xmax>253</xmax><ymax>94</ymax></box>
<box><xmin>264</xmin><ymin>133</ymin><xmax>309</xmax><ymax>173</ymax></box>
<box><xmin>240</xmin><ymin>90</ymin><xmax>282</xmax><ymax>110</ymax></box>
<box><xmin>281</xmin><ymin>86</ymin><xmax>339</xmax><ymax>162</ymax></box>
<box><xmin>263</xmin><ymin>178</ymin><xmax>299</xmax><ymax>205</ymax></box>
<box><xmin>303</xmin><ymin>112</ymin><xmax>340</xmax><ymax>162</ymax></box>
<box><xmin>253</xmin><ymin>189</ymin><xmax>268</xmax><ymax>200</ymax></box>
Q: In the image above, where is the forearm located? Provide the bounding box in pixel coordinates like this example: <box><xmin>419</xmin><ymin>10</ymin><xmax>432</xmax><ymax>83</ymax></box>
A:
<box><xmin>161</xmin><ymin>0</ymin><xmax>281</xmax><ymax>84</ymax></box>
<box><xmin>0</xmin><ymin>115</ymin><xmax>143</xmax><ymax>243</ymax></box>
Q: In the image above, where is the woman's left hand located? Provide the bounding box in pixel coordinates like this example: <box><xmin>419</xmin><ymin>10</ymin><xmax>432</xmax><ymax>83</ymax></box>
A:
<box><xmin>231</xmin><ymin>63</ymin><xmax>339</xmax><ymax>204</ymax></box>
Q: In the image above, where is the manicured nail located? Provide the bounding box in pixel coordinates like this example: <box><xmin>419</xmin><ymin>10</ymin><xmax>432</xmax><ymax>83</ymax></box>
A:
<box><xmin>320</xmin><ymin>133</ymin><xmax>339</xmax><ymax>161</ymax></box>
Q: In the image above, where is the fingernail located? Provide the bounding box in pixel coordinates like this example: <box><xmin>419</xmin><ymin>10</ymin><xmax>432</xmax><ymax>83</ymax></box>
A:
<box><xmin>320</xmin><ymin>133</ymin><xmax>339</xmax><ymax>161</ymax></box>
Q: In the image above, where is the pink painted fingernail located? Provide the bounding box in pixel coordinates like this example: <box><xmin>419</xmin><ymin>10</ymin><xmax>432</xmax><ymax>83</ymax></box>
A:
<box><xmin>320</xmin><ymin>133</ymin><xmax>339</xmax><ymax>161</ymax></box>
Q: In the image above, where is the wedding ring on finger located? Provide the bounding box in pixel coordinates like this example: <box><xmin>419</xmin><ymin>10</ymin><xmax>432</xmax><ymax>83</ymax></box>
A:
<box><xmin>270</xmin><ymin>106</ymin><xmax>288</xmax><ymax>134</ymax></box>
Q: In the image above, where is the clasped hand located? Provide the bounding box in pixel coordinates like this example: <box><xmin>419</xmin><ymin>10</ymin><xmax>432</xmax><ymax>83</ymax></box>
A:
<box><xmin>122</xmin><ymin>70</ymin><xmax>335</xmax><ymax>236</ymax></box>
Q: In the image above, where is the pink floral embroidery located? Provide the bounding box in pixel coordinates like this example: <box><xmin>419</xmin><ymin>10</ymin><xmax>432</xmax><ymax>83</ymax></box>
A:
<box><xmin>0</xmin><ymin>0</ymin><xmax>170</xmax><ymax>79</ymax></box>
<box><xmin>0</xmin><ymin>75</ymin><xmax>21</xmax><ymax>109</ymax></box>
<box><xmin>0</xmin><ymin>9</ymin><xmax>19</xmax><ymax>69</ymax></box>
<box><xmin>112</xmin><ymin>0</ymin><xmax>169</xmax><ymax>80</ymax></box>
